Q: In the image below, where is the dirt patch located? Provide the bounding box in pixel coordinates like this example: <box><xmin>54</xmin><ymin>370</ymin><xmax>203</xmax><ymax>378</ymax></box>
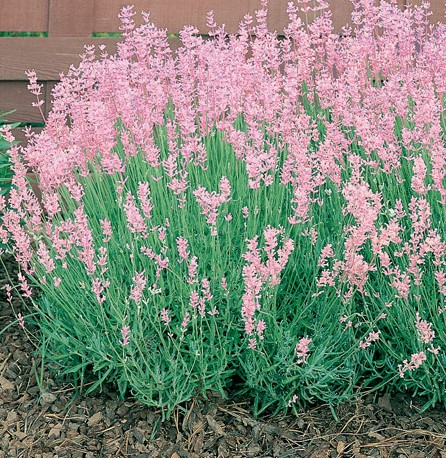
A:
<box><xmin>1</xmin><ymin>256</ymin><xmax>446</xmax><ymax>457</ymax></box>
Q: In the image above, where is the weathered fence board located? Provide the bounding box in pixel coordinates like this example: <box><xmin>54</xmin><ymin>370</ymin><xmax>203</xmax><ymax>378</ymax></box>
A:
<box><xmin>0</xmin><ymin>81</ymin><xmax>47</xmax><ymax>123</ymax></box>
<box><xmin>93</xmin><ymin>0</ymin><xmax>362</xmax><ymax>34</ymax></box>
<box><xmin>0</xmin><ymin>0</ymin><xmax>48</xmax><ymax>31</ymax></box>
<box><xmin>48</xmin><ymin>0</ymin><xmax>95</xmax><ymax>37</ymax></box>
<box><xmin>0</xmin><ymin>37</ymin><xmax>121</xmax><ymax>81</ymax></box>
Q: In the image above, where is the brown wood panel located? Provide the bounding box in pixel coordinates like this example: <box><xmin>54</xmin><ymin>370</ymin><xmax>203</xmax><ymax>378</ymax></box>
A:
<box><xmin>12</xmin><ymin>127</ymin><xmax>44</xmax><ymax>145</ymax></box>
<box><xmin>270</xmin><ymin>0</ymin><xmax>354</xmax><ymax>33</ymax></box>
<box><xmin>0</xmin><ymin>37</ymin><xmax>120</xmax><ymax>81</ymax></box>
<box><xmin>0</xmin><ymin>0</ymin><xmax>49</xmax><ymax>31</ymax></box>
<box><xmin>94</xmin><ymin>0</ymin><xmax>291</xmax><ymax>34</ymax></box>
<box><xmin>48</xmin><ymin>0</ymin><xmax>94</xmax><ymax>37</ymax></box>
<box><xmin>0</xmin><ymin>82</ymin><xmax>47</xmax><ymax>123</ymax></box>
<box><xmin>405</xmin><ymin>0</ymin><xmax>444</xmax><ymax>25</ymax></box>
<box><xmin>271</xmin><ymin>0</ymin><xmax>406</xmax><ymax>33</ymax></box>
<box><xmin>45</xmin><ymin>81</ymin><xmax>57</xmax><ymax>109</ymax></box>
<box><xmin>94</xmin><ymin>0</ymin><xmax>406</xmax><ymax>34</ymax></box>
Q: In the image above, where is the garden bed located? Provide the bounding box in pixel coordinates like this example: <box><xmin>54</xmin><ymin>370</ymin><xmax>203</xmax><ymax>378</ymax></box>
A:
<box><xmin>2</xmin><ymin>257</ymin><xmax>446</xmax><ymax>457</ymax></box>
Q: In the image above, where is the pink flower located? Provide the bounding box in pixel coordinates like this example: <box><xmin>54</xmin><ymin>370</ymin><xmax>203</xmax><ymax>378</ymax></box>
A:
<box><xmin>415</xmin><ymin>312</ymin><xmax>435</xmax><ymax>344</ymax></box>
<box><xmin>129</xmin><ymin>271</ymin><xmax>146</xmax><ymax>303</ymax></box>
<box><xmin>120</xmin><ymin>325</ymin><xmax>130</xmax><ymax>346</ymax></box>
<box><xmin>193</xmin><ymin>176</ymin><xmax>231</xmax><ymax>235</ymax></box>
<box><xmin>176</xmin><ymin>236</ymin><xmax>190</xmax><ymax>262</ymax></box>
<box><xmin>161</xmin><ymin>308</ymin><xmax>171</xmax><ymax>326</ymax></box>
<box><xmin>100</xmin><ymin>219</ymin><xmax>113</xmax><ymax>243</ymax></box>
<box><xmin>242</xmin><ymin>227</ymin><xmax>293</xmax><ymax>338</ymax></box>
<box><xmin>190</xmin><ymin>291</ymin><xmax>200</xmax><ymax>309</ymax></box>
<box><xmin>181</xmin><ymin>312</ymin><xmax>190</xmax><ymax>329</ymax></box>
<box><xmin>123</xmin><ymin>191</ymin><xmax>146</xmax><ymax>237</ymax></box>
<box><xmin>17</xmin><ymin>313</ymin><xmax>25</xmax><ymax>330</ymax></box>
<box><xmin>17</xmin><ymin>272</ymin><xmax>32</xmax><ymax>298</ymax></box>
<box><xmin>137</xmin><ymin>182</ymin><xmax>154</xmax><ymax>220</ymax></box>
<box><xmin>187</xmin><ymin>256</ymin><xmax>199</xmax><ymax>284</ymax></box>
<box><xmin>359</xmin><ymin>330</ymin><xmax>381</xmax><ymax>349</ymax></box>
<box><xmin>318</xmin><ymin>244</ymin><xmax>334</xmax><ymax>267</ymax></box>
<box><xmin>398</xmin><ymin>351</ymin><xmax>427</xmax><ymax>378</ymax></box>
<box><xmin>295</xmin><ymin>336</ymin><xmax>312</xmax><ymax>364</ymax></box>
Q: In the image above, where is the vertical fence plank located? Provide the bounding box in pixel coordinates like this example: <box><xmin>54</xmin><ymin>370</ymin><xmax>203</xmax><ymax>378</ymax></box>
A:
<box><xmin>0</xmin><ymin>0</ymin><xmax>49</xmax><ymax>32</ymax></box>
<box><xmin>48</xmin><ymin>0</ymin><xmax>94</xmax><ymax>37</ymax></box>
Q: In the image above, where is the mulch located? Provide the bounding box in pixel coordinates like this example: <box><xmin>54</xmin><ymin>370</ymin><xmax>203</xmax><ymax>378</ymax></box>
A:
<box><xmin>1</xmin><ymin>255</ymin><xmax>446</xmax><ymax>458</ymax></box>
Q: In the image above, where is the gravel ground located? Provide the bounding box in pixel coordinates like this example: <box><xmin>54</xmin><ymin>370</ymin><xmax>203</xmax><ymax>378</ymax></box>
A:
<box><xmin>1</xmin><ymin>256</ymin><xmax>446</xmax><ymax>458</ymax></box>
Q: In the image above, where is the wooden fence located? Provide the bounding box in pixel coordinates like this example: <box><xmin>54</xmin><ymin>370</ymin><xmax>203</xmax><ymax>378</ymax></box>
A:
<box><xmin>0</xmin><ymin>0</ymin><xmax>444</xmax><ymax>141</ymax></box>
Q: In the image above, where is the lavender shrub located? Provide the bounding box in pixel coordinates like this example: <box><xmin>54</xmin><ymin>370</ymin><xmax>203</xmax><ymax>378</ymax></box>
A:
<box><xmin>2</xmin><ymin>0</ymin><xmax>446</xmax><ymax>415</ymax></box>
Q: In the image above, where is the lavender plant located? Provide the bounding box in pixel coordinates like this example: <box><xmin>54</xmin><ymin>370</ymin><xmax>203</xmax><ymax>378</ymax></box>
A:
<box><xmin>2</xmin><ymin>0</ymin><xmax>446</xmax><ymax>416</ymax></box>
<box><xmin>0</xmin><ymin>112</ymin><xmax>20</xmax><ymax>253</ymax></box>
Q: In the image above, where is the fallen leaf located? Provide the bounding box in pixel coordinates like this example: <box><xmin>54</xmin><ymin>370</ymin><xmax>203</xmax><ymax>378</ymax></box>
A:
<box><xmin>14</xmin><ymin>431</ymin><xmax>27</xmax><ymax>440</ymax></box>
<box><xmin>0</xmin><ymin>376</ymin><xmax>14</xmax><ymax>391</ymax></box>
<box><xmin>367</xmin><ymin>431</ymin><xmax>385</xmax><ymax>441</ymax></box>
<box><xmin>337</xmin><ymin>440</ymin><xmax>345</xmax><ymax>454</ymax></box>
<box><xmin>206</xmin><ymin>414</ymin><xmax>225</xmax><ymax>436</ymax></box>
<box><xmin>309</xmin><ymin>446</ymin><xmax>330</xmax><ymax>458</ymax></box>
<box><xmin>352</xmin><ymin>439</ymin><xmax>367</xmax><ymax>458</ymax></box>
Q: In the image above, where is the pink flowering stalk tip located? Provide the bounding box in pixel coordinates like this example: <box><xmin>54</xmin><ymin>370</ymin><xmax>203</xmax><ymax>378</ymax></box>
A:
<box><xmin>398</xmin><ymin>351</ymin><xmax>427</xmax><ymax>378</ymax></box>
<box><xmin>295</xmin><ymin>336</ymin><xmax>312</xmax><ymax>364</ymax></box>
<box><xmin>120</xmin><ymin>325</ymin><xmax>130</xmax><ymax>346</ymax></box>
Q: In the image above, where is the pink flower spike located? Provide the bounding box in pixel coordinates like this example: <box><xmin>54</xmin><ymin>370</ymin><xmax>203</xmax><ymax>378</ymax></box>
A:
<box><xmin>181</xmin><ymin>312</ymin><xmax>190</xmax><ymax>329</ymax></box>
<box><xmin>415</xmin><ymin>312</ymin><xmax>435</xmax><ymax>344</ymax></box>
<box><xmin>120</xmin><ymin>325</ymin><xmax>130</xmax><ymax>346</ymax></box>
<box><xmin>161</xmin><ymin>308</ymin><xmax>171</xmax><ymax>326</ymax></box>
<box><xmin>129</xmin><ymin>271</ymin><xmax>147</xmax><ymax>303</ymax></box>
<box><xmin>100</xmin><ymin>219</ymin><xmax>113</xmax><ymax>243</ymax></box>
<box><xmin>17</xmin><ymin>313</ymin><xmax>25</xmax><ymax>330</ymax></box>
<box><xmin>248</xmin><ymin>338</ymin><xmax>257</xmax><ymax>350</ymax></box>
<box><xmin>176</xmin><ymin>236</ymin><xmax>190</xmax><ymax>262</ymax></box>
<box><xmin>295</xmin><ymin>336</ymin><xmax>312</xmax><ymax>364</ymax></box>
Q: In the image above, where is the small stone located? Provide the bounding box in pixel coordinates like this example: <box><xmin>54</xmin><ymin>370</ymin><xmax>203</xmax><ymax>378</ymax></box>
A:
<box><xmin>116</xmin><ymin>404</ymin><xmax>129</xmax><ymax>416</ymax></box>
<box><xmin>133</xmin><ymin>427</ymin><xmax>146</xmax><ymax>443</ymax></box>
<box><xmin>6</xmin><ymin>411</ymin><xmax>18</xmax><ymax>423</ymax></box>
<box><xmin>377</xmin><ymin>393</ymin><xmax>393</xmax><ymax>413</ymax></box>
<box><xmin>87</xmin><ymin>411</ymin><xmax>103</xmax><ymax>427</ymax></box>
<box><xmin>40</xmin><ymin>392</ymin><xmax>57</xmax><ymax>404</ymax></box>
<box><xmin>49</xmin><ymin>424</ymin><xmax>62</xmax><ymax>439</ymax></box>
